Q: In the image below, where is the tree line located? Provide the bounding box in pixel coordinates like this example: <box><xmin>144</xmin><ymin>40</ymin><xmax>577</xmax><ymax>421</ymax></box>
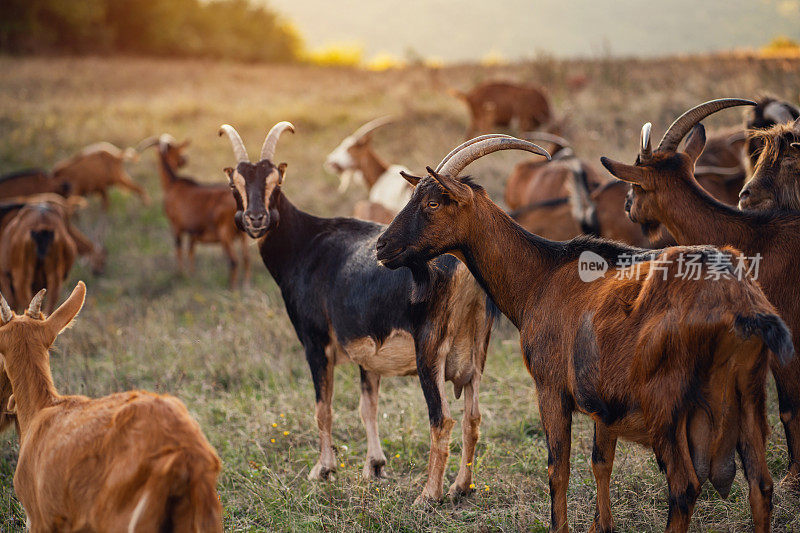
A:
<box><xmin>0</xmin><ymin>0</ymin><xmax>302</xmax><ymax>62</ymax></box>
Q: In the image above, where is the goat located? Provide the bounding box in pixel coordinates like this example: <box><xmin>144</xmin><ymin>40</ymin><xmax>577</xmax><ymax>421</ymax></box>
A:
<box><xmin>51</xmin><ymin>142</ymin><xmax>149</xmax><ymax>208</ymax></box>
<box><xmin>324</xmin><ymin>117</ymin><xmax>412</xmax><ymax>219</ymax></box>
<box><xmin>739</xmin><ymin>116</ymin><xmax>800</xmax><ymax>211</ymax></box>
<box><xmin>450</xmin><ymin>81</ymin><xmax>552</xmax><ymax>139</ymax></box>
<box><xmin>0</xmin><ymin>168</ymin><xmax>71</xmax><ymax>200</ymax></box>
<box><xmin>140</xmin><ymin>135</ymin><xmax>249</xmax><ymax>286</ymax></box>
<box><xmin>603</xmin><ymin>97</ymin><xmax>800</xmax><ymax>491</ymax></box>
<box><xmin>377</xmin><ymin>135</ymin><xmax>792</xmax><ymax>532</ymax></box>
<box><xmin>0</xmin><ymin>283</ymin><xmax>222</xmax><ymax>531</ymax></box>
<box><xmin>218</xmin><ymin>125</ymin><xmax>516</xmax><ymax>503</ymax></box>
<box><xmin>743</xmin><ymin>96</ymin><xmax>800</xmax><ymax>174</ymax></box>
<box><xmin>0</xmin><ymin>202</ymin><xmax>78</xmax><ymax>315</ymax></box>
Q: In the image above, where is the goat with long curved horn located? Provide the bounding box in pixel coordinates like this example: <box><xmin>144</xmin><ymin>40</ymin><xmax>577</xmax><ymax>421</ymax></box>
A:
<box><xmin>260</xmin><ymin>121</ymin><xmax>295</xmax><ymax>162</ymax></box>
<box><xmin>656</xmin><ymin>98</ymin><xmax>756</xmax><ymax>153</ymax></box>
<box><xmin>27</xmin><ymin>289</ymin><xmax>46</xmax><ymax>317</ymax></box>
<box><xmin>218</xmin><ymin>125</ymin><xmax>250</xmax><ymax>164</ymax></box>
<box><xmin>438</xmin><ymin>137</ymin><xmax>551</xmax><ymax>178</ymax></box>
<box><xmin>435</xmin><ymin>134</ymin><xmax>515</xmax><ymax>173</ymax></box>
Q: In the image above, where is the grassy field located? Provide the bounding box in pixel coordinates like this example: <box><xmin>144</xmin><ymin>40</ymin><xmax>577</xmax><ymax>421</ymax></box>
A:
<box><xmin>0</xmin><ymin>54</ymin><xmax>799</xmax><ymax>531</ymax></box>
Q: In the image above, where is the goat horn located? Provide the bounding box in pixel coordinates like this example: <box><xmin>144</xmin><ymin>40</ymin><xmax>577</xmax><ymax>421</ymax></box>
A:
<box><xmin>260</xmin><ymin>121</ymin><xmax>295</xmax><ymax>162</ymax></box>
<box><xmin>640</xmin><ymin>122</ymin><xmax>653</xmax><ymax>161</ymax></box>
<box><xmin>439</xmin><ymin>137</ymin><xmax>551</xmax><ymax>177</ymax></box>
<box><xmin>135</xmin><ymin>136</ymin><xmax>160</xmax><ymax>152</ymax></box>
<box><xmin>657</xmin><ymin>98</ymin><xmax>756</xmax><ymax>153</ymax></box>
<box><xmin>522</xmin><ymin>131</ymin><xmax>571</xmax><ymax>149</ymax></box>
<box><xmin>763</xmin><ymin>101</ymin><xmax>798</xmax><ymax>125</ymax></box>
<box><xmin>351</xmin><ymin>116</ymin><xmax>394</xmax><ymax>141</ymax></box>
<box><xmin>28</xmin><ymin>289</ymin><xmax>46</xmax><ymax>316</ymax></box>
<box><xmin>694</xmin><ymin>165</ymin><xmax>744</xmax><ymax>176</ymax></box>
<box><xmin>0</xmin><ymin>294</ymin><xmax>11</xmax><ymax>323</ymax></box>
<box><xmin>218</xmin><ymin>125</ymin><xmax>250</xmax><ymax>164</ymax></box>
<box><xmin>435</xmin><ymin>134</ymin><xmax>515</xmax><ymax>173</ymax></box>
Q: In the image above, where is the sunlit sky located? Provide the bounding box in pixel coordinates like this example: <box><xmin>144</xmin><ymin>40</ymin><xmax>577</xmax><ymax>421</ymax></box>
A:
<box><xmin>264</xmin><ymin>0</ymin><xmax>800</xmax><ymax>61</ymax></box>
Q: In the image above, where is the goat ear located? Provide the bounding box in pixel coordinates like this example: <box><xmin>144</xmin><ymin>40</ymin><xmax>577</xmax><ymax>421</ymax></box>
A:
<box><xmin>427</xmin><ymin>166</ymin><xmax>474</xmax><ymax>204</ymax></box>
<box><xmin>399</xmin><ymin>171</ymin><xmax>421</xmax><ymax>187</ymax></box>
<box><xmin>683</xmin><ymin>124</ymin><xmax>706</xmax><ymax>164</ymax></box>
<box><xmin>223</xmin><ymin>167</ymin><xmax>234</xmax><ymax>183</ymax></box>
<box><xmin>277</xmin><ymin>163</ymin><xmax>288</xmax><ymax>185</ymax></box>
<box><xmin>45</xmin><ymin>281</ymin><xmax>86</xmax><ymax>341</ymax></box>
<box><xmin>600</xmin><ymin>157</ymin><xmax>646</xmax><ymax>184</ymax></box>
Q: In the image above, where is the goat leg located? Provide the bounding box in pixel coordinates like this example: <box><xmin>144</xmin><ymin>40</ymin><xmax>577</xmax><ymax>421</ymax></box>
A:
<box><xmin>737</xmin><ymin>391</ymin><xmax>773</xmax><ymax>533</ymax></box>
<box><xmin>307</xmin><ymin>344</ymin><xmax>337</xmax><ymax>481</ymax></box>
<box><xmin>539</xmin><ymin>387</ymin><xmax>573</xmax><ymax>533</ymax></box>
<box><xmin>358</xmin><ymin>367</ymin><xmax>387</xmax><ymax>480</ymax></box>
<box><xmin>589</xmin><ymin>422</ymin><xmax>617</xmax><ymax>533</ymax></box>
<box><xmin>773</xmin><ymin>367</ymin><xmax>800</xmax><ymax>490</ymax></box>
<box><xmin>448</xmin><ymin>375</ymin><xmax>482</xmax><ymax>499</ymax></box>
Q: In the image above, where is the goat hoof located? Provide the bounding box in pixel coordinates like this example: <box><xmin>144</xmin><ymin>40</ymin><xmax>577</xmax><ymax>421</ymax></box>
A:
<box><xmin>780</xmin><ymin>471</ymin><xmax>800</xmax><ymax>493</ymax></box>
<box><xmin>446</xmin><ymin>482</ymin><xmax>473</xmax><ymax>500</ymax></box>
<box><xmin>412</xmin><ymin>493</ymin><xmax>439</xmax><ymax>507</ymax></box>
<box><xmin>588</xmin><ymin>522</ymin><xmax>617</xmax><ymax>533</ymax></box>
<box><xmin>362</xmin><ymin>458</ymin><xmax>388</xmax><ymax>481</ymax></box>
<box><xmin>308</xmin><ymin>463</ymin><xmax>336</xmax><ymax>481</ymax></box>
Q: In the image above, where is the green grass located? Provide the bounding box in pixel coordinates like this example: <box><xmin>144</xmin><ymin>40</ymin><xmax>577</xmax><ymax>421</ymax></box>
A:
<box><xmin>1</xmin><ymin>54</ymin><xmax>800</xmax><ymax>531</ymax></box>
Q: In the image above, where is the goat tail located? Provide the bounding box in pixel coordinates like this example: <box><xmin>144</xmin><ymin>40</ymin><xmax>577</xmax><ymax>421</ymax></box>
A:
<box><xmin>128</xmin><ymin>450</ymin><xmax>222</xmax><ymax>533</ymax></box>
<box><xmin>565</xmin><ymin>158</ymin><xmax>599</xmax><ymax>236</ymax></box>
<box><xmin>734</xmin><ymin>312</ymin><xmax>794</xmax><ymax>366</ymax></box>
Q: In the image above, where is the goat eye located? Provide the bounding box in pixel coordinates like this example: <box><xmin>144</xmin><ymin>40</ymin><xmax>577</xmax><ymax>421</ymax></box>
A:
<box><xmin>427</xmin><ymin>201</ymin><xmax>440</xmax><ymax>209</ymax></box>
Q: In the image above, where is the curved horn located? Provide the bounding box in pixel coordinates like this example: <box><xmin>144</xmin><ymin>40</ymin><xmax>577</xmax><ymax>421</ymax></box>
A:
<box><xmin>657</xmin><ymin>98</ymin><xmax>756</xmax><ymax>153</ymax></box>
<box><xmin>522</xmin><ymin>131</ymin><xmax>571</xmax><ymax>149</ymax></box>
<box><xmin>260</xmin><ymin>121</ymin><xmax>295</xmax><ymax>162</ymax></box>
<box><xmin>0</xmin><ymin>294</ymin><xmax>11</xmax><ymax>323</ymax></box>
<box><xmin>693</xmin><ymin>165</ymin><xmax>744</xmax><ymax>176</ymax></box>
<box><xmin>439</xmin><ymin>137</ymin><xmax>551</xmax><ymax>177</ymax></box>
<box><xmin>763</xmin><ymin>101</ymin><xmax>798</xmax><ymax>125</ymax></box>
<box><xmin>351</xmin><ymin>116</ymin><xmax>394</xmax><ymax>141</ymax></box>
<box><xmin>640</xmin><ymin>122</ymin><xmax>653</xmax><ymax>161</ymax></box>
<box><xmin>435</xmin><ymin>134</ymin><xmax>515</xmax><ymax>173</ymax></box>
<box><xmin>135</xmin><ymin>136</ymin><xmax>160</xmax><ymax>152</ymax></box>
<box><xmin>28</xmin><ymin>288</ymin><xmax>46</xmax><ymax>316</ymax></box>
<box><xmin>218</xmin><ymin>125</ymin><xmax>250</xmax><ymax>164</ymax></box>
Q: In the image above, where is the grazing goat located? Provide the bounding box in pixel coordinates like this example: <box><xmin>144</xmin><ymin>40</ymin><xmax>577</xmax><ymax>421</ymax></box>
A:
<box><xmin>743</xmin><ymin>96</ymin><xmax>800</xmax><ymax>174</ymax></box>
<box><xmin>0</xmin><ymin>168</ymin><xmax>71</xmax><ymax>200</ymax></box>
<box><xmin>377</xmin><ymin>135</ymin><xmax>792</xmax><ymax>532</ymax></box>
<box><xmin>603</xmin><ymin>97</ymin><xmax>800</xmax><ymax>491</ymax></box>
<box><xmin>450</xmin><ymin>81</ymin><xmax>552</xmax><ymax>139</ymax></box>
<box><xmin>739</xmin><ymin>116</ymin><xmax>800</xmax><ymax>211</ymax></box>
<box><xmin>0</xmin><ymin>202</ymin><xmax>78</xmax><ymax>314</ymax></box>
<box><xmin>324</xmin><ymin>117</ymin><xmax>412</xmax><ymax>219</ymax></box>
<box><xmin>0</xmin><ymin>283</ymin><xmax>222</xmax><ymax>531</ymax></box>
<box><xmin>140</xmin><ymin>135</ymin><xmax>249</xmax><ymax>286</ymax></box>
<box><xmin>52</xmin><ymin>142</ymin><xmax>149</xmax><ymax>208</ymax></box>
<box><xmin>218</xmin><ymin>125</ymin><xmax>514</xmax><ymax>503</ymax></box>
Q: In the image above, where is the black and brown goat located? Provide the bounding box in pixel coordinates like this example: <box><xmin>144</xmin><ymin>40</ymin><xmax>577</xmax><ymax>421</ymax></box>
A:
<box><xmin>378</xmin><ymin>136</ymin><xmax>792</xmax><ymax>532</ymax></box>
<box><xmin>743</xmin><ymin>96</ymin><xmax>800</xmax><ymax>174</ymax></box>
<box><xmin>603</xmin><ymin>98</ymin><xmax>800</xmax><ymax>491</ymax></box>
<box><xmin>140</xmin><ymin>135</ymin><xmax>249</xmax><ymax>286</ymax></box>
<box><xmin>450</xmin><ymin>81</ymin><xmax>552</xmax><ymax>139</ymax></box>
<box><xmin>52</xmin><ymin>142</ymin><xmax>149</xmax><ymax>209</ymax></box>
<box><xmin>0</xmin><ymin>169</ymin><xmax>71</xmax><ymax>201</ymax></box>
<box><xmin>739</xmin><ymin>116</ymin><xmax>800</xmax><ymax>211</ymax></box>
<box><xmin>217</xmin><ymin>125</ymin><xmax>525</xmax><ymax>503</ymax></box>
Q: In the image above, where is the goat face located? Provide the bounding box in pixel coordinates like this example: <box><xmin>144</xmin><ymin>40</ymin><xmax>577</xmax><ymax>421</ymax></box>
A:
<box><xmin>162</xmin><ymin>140</ymin><xmax>190</xmax><ymax>169</ymax></box>
<box><xmin>324</xmin><ymin>135</ymin><xmax>370</xmax><ymax>192</ymax></box>
<box><xmin>377</xmin><ymin>171</ymin><xmax>473</xmax><ymax>269</ymax></box>
<box><xmin>223</xmin><ymin>160</ymin><xmax>287</xmax><ymax>239</ymax></box>
<box><xmin>744</xmin><ymin>97</ymin><xmax>800</xmax><ymax>171</ymax></box>
<box><xmin>739</xmin><ymin>119</ymin><xmax>800</xmax><ymax>211</ymax></box>
<box><xmin>603</xmin><ymin>125</ymin><xmax>707</xmax><ymax>230</ymax></box>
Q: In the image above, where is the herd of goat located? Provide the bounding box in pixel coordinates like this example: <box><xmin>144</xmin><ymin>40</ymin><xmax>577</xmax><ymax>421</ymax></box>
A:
<box><xmin>0</xmin><ymin>79</ymin><xmax>799</xmax><ymax>531</ymax></box>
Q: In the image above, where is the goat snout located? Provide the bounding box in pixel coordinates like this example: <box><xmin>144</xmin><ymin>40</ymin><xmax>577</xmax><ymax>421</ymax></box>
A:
<box><xmin>245</xmin><ymin>211</ymin><xmax>267</xmax><ymax>226</ymax></box>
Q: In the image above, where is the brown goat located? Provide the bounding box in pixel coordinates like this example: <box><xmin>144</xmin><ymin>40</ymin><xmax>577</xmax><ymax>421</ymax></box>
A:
<box><xmin>451</xmin><ymin>81</ymin><xmax>551</xmax><ymax>139</ymax></box>
<box><xmin>141</xmin><ymin>135</ymin><xmax>249</xmax><ymax>286</ymax></box>
<box><xmin>0</xmin><ymin>203</ymin><xmax>77</xmax><ymax>315</ymax></box>
<box><xmin>378</xmin><ymin>136</ymin><xmax>792</xmax><ymax>532</ymax></box>
<box><xmin>0</xmin><ymin>283</ymin><xmax>222</xmax><ymax>531</ymax></box>
<box><xmin>603</xmin><ymin>98</ymin><xmax>800</xmax><ymax>491</ymax></box>
<box><xmin>743</xmin><ymin>96</ymin><xmax>800</xmax><ymax>174</ymax></box>
<box><xmin>0</xmin><ymin>169</ymin><xmax>71</xmax><ymax>201</ymax></box>
<box><xmin>739</xmin><ymin>117</ymin><xmax>800</xmax><ymax>211</ymax></box>
<box><xmin>52</xmin><ymin>142</ymin><xmax>149</xmax><ymax>208</ymax></box>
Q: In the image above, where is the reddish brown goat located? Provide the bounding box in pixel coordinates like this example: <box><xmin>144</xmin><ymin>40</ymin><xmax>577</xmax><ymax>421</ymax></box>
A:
<box><xmin>0</xmin><ymin>283</ymin><xmax>222</xmax><ymax>531</ymax></box>
<box><xmin>52</xmin><ymin>142</ymin><xmax>149</xmax><ymax>209</ymax></box>
<box><xmin>0</xmin><ymin>169</ymin><xmax>71</xmax><ymax>201</ymax></box>
<box><xmin>604</xmin><ymin>98</ymin><xmax>800</xmax><ymax>492</ymax></box>
<box><xmin>0</xmin><ymin>202</ymin><xmax>78</xmax><ymax>315</ymax></box>
<box><xmin>739</xmin><ymin>117</ymin><xmax>800</xmax><ymax>211</ymax></box>
<box><xmin>378</xmin><ymin>135</ymin><xmax>792</xmax><ymax>532</ymax></box>
<box><xmin>141</xmin><ymin>135</ymin><xmax>249</xmax><ymax>286</ymax></box>
<box><xmin>451</xmin><ymin>81</ymin><xmax>552</xmax><ymax>139</ymax></box>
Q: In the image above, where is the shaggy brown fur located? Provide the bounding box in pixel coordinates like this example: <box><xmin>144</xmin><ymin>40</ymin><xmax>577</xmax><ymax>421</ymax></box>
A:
<box><xmin>739</xmin><ymin>119</ymin><xmax>800</xmax><ymax>211</ymax></box>
<box><xmin>0</xmin><ymin>283</ymin><xmax>222</xmax><ymax>531</ymax></box>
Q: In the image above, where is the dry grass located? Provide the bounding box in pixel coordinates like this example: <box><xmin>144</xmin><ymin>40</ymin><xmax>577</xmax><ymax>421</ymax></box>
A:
<box><xmin>0</xmin><ymin>54</ymin><xmax>799</xmax><ymax>531</ymax></box>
